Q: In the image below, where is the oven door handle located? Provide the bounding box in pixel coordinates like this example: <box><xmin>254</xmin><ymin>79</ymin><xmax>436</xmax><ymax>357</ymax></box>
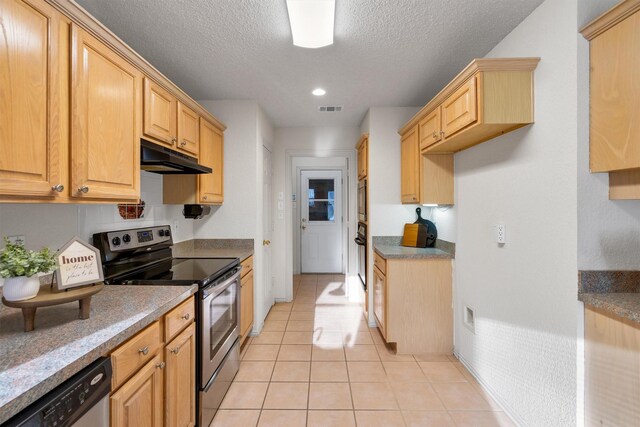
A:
<box><xmin>202</xmin><ymin>268</ymin><xmax>241</xmax><ymax>300</ymax></box>
<box><xmin>354</xmin><ymin>237</ymin><xmax>366</xmax><ymax>246</ymax></box>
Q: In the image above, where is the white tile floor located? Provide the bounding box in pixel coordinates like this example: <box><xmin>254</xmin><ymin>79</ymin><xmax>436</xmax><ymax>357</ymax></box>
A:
<box><xmin>211</xmin><ymin>274</ymin><xmax>515</xmax><ymax>427</ymax></box>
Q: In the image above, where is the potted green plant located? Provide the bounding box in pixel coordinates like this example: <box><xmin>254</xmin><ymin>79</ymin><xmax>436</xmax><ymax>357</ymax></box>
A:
<box><xmin>0</xmin><ymin>239</ymin><xmax>56</xmax><ymax>301</ymax></box>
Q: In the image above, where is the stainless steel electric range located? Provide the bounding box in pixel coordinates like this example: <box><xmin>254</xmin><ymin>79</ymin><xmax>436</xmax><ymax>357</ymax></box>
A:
<box><xmin>93</xmin><ymin>225</ymin><xmax>241</xmax><ymax>427</ymax></box>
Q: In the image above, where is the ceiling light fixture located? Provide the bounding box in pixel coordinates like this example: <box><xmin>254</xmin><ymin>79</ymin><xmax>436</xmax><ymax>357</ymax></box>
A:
<box><xmin>312</xmin><ymin>88</ymin><xmax>326</xmax><ymax>96</ymax></box>
<box><xmin>286</xmin><ymin>0</ymin><xmax>335</xmax><ymax>48</ymax></box>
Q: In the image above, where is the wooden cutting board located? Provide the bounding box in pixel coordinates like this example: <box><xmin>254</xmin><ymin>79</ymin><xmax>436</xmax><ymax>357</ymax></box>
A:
<box><xmin>401</xmin><ymin>223</ymin><xmax>428</xmax><ymax>248</ymax></box>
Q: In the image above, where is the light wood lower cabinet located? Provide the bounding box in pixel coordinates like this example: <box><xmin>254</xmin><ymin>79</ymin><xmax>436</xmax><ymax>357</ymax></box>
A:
<box><xmin>165</xmin><ymin>323</ymin><xmax>196</xmax><ymax>427</ymax></box>
<box><xmin>373</xmin><ymin>253</ymin><xmax>452</xmax><ymax>354</ymax></box>
<box><xmin>110</xmin><ymin>296</ymin><xmax>195</xmax><ymax>427</ymax></box>
<box><xmin>111</xmin><ymin>353</ymin><xmax>164</xmax><ymax>427</ymax></box>
<box><xmin>240</xmin><ymin>257</ymin><xmax>255</xmax><ymax>344</ymax></box>
<box><xmin>70</xmin><ymin>24</ymin><xmax>141</xmax><ymax>201</ymax></box>
<box><xmin>373</xmin><ymin>266</ymin><xmax>387</xmax><ymax>339</ymax></box>
<box><xmin>585</xmin><ymin>306</ymin><xmax>640</xmax><ymax>426</ymax></box>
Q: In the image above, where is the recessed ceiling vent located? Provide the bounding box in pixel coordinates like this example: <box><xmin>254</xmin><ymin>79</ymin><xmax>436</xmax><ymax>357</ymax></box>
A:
<box><xmin>318</xmin><ymin>106</ymin><xmax>343</xmax><ymax>112</ymax></box>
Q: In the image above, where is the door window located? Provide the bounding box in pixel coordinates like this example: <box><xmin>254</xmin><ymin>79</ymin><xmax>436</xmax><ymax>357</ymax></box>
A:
<box><xmin>308</xmin><ymin>179</ymin><xmax>335</xmax><ymax>222</ymax></box>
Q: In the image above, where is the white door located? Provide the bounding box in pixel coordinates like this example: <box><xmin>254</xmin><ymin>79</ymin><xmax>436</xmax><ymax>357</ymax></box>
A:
<box><xmin>301</xmin><ymin>170</ymin><xmax>343</xmax><ymax>273</ymax></box>
<box><xmin>263</xmin><ymin>146</ymin><xmax>273</xmax><ymax>310</ymax></box>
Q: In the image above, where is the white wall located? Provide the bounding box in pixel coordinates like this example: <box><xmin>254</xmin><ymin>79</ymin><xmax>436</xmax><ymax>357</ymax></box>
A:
<box><xmin>194</xmin><ymin>100</ymin><xmax>275</xmax><ymax>333</ymax></box>
<box><xmin>0</xmin><ymin>172</ymin><xmax>194</xmax><ymax>251</ymax></box>
<box><xmin>445</xmin><ymin>0</ymin><xmax>579</xmax><ymax>424</ymax></box>
<box><xmin>576</xmin><ymin>0</ymin><xmax>640</xmax><ymax>270</ymax></box>
<box><xmin>272</xmin><ymin>126</ymin><xmax>359</xmax><ymax>301</ymax></box>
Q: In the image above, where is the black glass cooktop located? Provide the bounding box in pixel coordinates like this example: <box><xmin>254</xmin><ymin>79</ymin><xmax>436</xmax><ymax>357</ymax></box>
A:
<box><xmin>107</xmin><ymin>257</ymin><xmax>239</xmax><ymax>287</ymax></box>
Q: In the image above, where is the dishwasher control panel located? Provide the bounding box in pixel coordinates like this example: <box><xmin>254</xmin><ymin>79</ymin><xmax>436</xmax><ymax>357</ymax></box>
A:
<box><xmin>3</xmin><ymin>357</ymin><xmax>112</xmax><ymax>427</ymax></box>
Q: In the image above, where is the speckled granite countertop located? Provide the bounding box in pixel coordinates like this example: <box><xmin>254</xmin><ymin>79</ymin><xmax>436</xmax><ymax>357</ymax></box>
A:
<box><xmin>373</xmin><ymin>236</ymin><xmax>454</xmax><ymax>259</ymax></box>
<box><xmin>173</xmin><ymin>239</ymin><xmax>253</xmax><ymax>261</ymax></box>
<box><xmin>578</xmin><ymin>270</ymin><xmax>640</xmax><ymax>325</ymax></box>
<box><xmin>0</xmin><ymin>284</ymin><xmax>197</xmax><ymax>424</ymax></box>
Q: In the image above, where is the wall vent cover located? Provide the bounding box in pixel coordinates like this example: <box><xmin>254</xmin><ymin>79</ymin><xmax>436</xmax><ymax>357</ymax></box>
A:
<box><xmin>318</xmin><ymin>106</ymin><xmax>343</xmax><ymax>112</ymax></box>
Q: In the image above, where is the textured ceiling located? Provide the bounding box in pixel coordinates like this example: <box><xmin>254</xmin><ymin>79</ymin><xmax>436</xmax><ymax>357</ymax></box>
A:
<box><xmin>75</xmin><ymin>0</ymin><xmax>544</xmax><ymax>127</ymax></box>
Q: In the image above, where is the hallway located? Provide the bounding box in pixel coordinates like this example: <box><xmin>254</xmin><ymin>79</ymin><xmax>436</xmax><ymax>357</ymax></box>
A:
<box><xmin>211</xmin><ymin>274</ymin><xmax>514</xmax><ymax>427</ymax></box>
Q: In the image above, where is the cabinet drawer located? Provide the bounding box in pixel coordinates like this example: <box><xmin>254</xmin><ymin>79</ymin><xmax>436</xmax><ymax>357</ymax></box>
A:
<box><xmin>111</xmin><ymin>321</ymin><xmax>162</xmax><ymax>390</ymax></box>
<box><xmin>241</xmin><ymin>256</ymin><xmax>253</xmax><ymax>278</ymax></box>
<box><xmin>165</xmin><ymin>296</ymin><xmax>195</xmax><ymax>343</ymax></box>
<box><xmin>373</xmin><ymin>252</ymin><xmax>386</xmax><ymax>275</ymax></box>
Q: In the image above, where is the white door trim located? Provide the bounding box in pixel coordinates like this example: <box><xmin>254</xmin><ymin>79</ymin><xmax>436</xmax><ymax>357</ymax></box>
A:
<box><xmin>284</xmin><ymin>149</ymin><xmax>356</xmax><ymax>302</ymax></box>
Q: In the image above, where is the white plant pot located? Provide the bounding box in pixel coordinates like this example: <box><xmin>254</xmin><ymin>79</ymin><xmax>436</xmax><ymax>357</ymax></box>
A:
<box><xmin>3</xmin><ymin>275</ymin><xmax>41</xmax><ymax>301</ymax></box>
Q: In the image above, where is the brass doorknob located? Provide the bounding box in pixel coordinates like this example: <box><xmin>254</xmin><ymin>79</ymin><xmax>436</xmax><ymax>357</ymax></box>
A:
<box><xmin>263</xmin><ymin>240</ymin><xmax>271</xmax><ymax>245</ymax></box>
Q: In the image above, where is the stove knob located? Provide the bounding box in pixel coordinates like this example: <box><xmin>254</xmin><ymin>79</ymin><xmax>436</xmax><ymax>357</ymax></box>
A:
<box><xmin>158</xmin><ymin>229</ymin><xmax>165</xmax><ymax>237</ymax></box>
<box><xmin>122</xmin><ymin>234</ymin><xmax>131</xmax><ymax>244</ymax></box>
<box><xmin>112</xmin><ymin>237</ymin><xmax>121</xmax><ymax>246</ymax></box>
<box><xmin>164</xmin><ymin>229</ymin><xmax>171</xmax><ymax>237</ymax></box>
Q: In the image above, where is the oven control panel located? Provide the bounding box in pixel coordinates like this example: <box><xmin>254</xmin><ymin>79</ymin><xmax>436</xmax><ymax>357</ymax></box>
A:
<box><xmin>106</xmin><ymin>225</ymin><xmax>172</xmax><ymax>251</ymax></box>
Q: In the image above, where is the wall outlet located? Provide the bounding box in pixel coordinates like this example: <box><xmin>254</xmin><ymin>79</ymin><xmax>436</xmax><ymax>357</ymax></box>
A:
<box><xmin>496</xmin><ymin>224</ymin><xmax>506</xmax><ymax>244</ymax></box>
<box><xmin>173</xmin><ymin>220</ymin><xmax>179</xmax><ymax>232</ymax></box>
<box><xmin>7</xmin><ymin>235</ymin><xmax>25</xmax><ymax>246</ymax></box>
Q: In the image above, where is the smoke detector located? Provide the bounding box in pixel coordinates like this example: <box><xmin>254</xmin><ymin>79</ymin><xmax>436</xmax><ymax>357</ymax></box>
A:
<box><xmin>317</xmin><ymin>106</ymin><xmax>343</xmax><ymax>112</ymax></box>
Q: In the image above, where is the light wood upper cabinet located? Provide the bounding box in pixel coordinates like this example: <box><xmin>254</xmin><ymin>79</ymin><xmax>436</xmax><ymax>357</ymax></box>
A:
<box><xmin>111</xmin><ymin>353</ymin><xmax>164</xmax><ymax>427</ymax></box>
<box><xmin>418</xmin><ymin>108</ymin><xmax>442</xmax><ymax>151</ymax></box>
<box><xmin>165</xmin><ymin>323</ymin><xmax>196</xmax><ymax>427</ymax></box>
<box><xmin>442</xmin><ymin>77</ymin><xmax>477</xmax><ymax>139</ymax></box>
<box><xmin>198</xmin><ymin>119</ymin><xmax>224</xmax><ymax>204</ymax></box>
<box><xmin>421</xmin><ymin>154</ymin><xmax>454</xmax><ymax>205</ymax></box>
<box><xmin>70</xmin><ymin>24</ymin><xmax>141</xmax><ymax>201</ymax></box>
<box><xmin>356</xmin><ymin>134</ymin><xmax>368</xmax><ymax>180</ymax></box>
<box><xmin>177</xmin><ymin>102</ymin><xmax>199</xmax><ymax>157</ymax></box>
<box><xmin>581</xmin><ymin>1</ymin><xmax>640</xmax><ymax>199</ymax></box>
<box><xmin>400</xmin><ymin>125</ymin><xmax>420</xmax><ymax>204</ymax></box>
<box><xmin>0</xmin><ymin>0</ymin><xmax>67</xmax><ymax>199</ymax></box>
<box><xmin>399</xmin><ymin>58</ymin><xmax>538</xmax><ymax>154</ymax></box>
<box><xmin>143</xmin><ymin>78</ymin><xmax>177</xmax><ymax>148</ymax></box>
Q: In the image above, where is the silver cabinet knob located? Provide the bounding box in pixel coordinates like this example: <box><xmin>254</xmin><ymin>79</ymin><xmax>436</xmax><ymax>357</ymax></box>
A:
<box><xmin>156</xmin><ymin>362</ymin><xmax>165</xmax><ymax>369</ymax></box>
<box><xmin>51</xmin><ymin>184</ymin><xmax>64</xmax><ymax>192</ymax></box>
<box><xmin>432</xmin><ymin>132</ymin><xmax>437</xmax><ymax>139</ymax></box>
<box><xmin>181</xmin><ymin>313</ymin><xmax>190</xmax><ymax>320</ymax></box>
<box><xmin>171</xmin><ymin>137</ymin><xmax>177</xmax><ymax>145</ymax></box>
<box><xmin>180</xmin><ymin>140</ymin><xmax>187</xmax><ymax>147</ymax></box>
<box><xmin>170</xmin><ymin>347</ymin><xmax>180</xmax><ymax>354</ymax></box>
<box><xmin>78</xmin><ymin>186</ymin><xmax>89</xmax><ymax>194</ymax></box>
<box><xmin>138</xmin><ymin>346</ymin><xmax>149</xmax><ymax>355</ymax></box>
<box><xmin>202</xmin><ymin>195</ymin><xmax>208</xmax><ymax>201</ymax></box>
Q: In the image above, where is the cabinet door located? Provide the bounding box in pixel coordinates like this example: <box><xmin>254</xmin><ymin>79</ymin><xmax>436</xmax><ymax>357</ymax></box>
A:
<box><xmin>111</xmin><ymin>353</ymin><xmax>164</xmax><ymax>427</ymax></box>
<box><xmin>590</xmin><ymin>12</ymin><xmax>640</xmax><ymax>172</ymax></box>
<box><xmin>143</xmin><ymin>78</ymin><xmax>177</xmax><ymax>148</ymax></box>
<box><xmin>373</xmin><ymin>266</ymin><xmax>386</xmax><ymax>339</ymax></box>
<box><xmin>442</xmin><ymin>77</ymin><xmax>477</xmax><ymax>139</ymax></box>
<box><xmin>357</xmin><ymin>138</ymin><xmax>368</xmax><ymax>180</ymax></box>
<box><xmin>0</xmin><ymin>0</ymin><xmax>65</xmax><ymax>198</ymax></box>
<box><xmin>401</xmin><ymin>126</ymin><xmax>420</xmax><ymax>204</ymax></box>
<box><xmin>198</xmin><ymin>119</ymin><xmax>223</xmax><ymax>204</ymax></box>
<box><xmin>70</xmin><ymin>24</ymin><xmax>141</xmax><ymax>200</ymax></box>
<box><xmin>165</xmin><ymin>323</ymin><xmax>196</xmax><ymax>427</ymax></box>
<box><xmin>419</xmin><ymin>108</ymin><xmax>442</xmax><ymax>151</ymax></box>
<box><xmin>177</xmin><ymin>102</ymin><xmax>199</xmax><ymax>157</ymax></box>
<box><xmin>240</xmin><ymin>269</ymin><xmax>254</xmax><ymax>338</ymax></box>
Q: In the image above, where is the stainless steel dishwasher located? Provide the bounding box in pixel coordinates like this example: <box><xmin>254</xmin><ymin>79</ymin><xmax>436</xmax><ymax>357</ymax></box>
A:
<box><xmin>3</xmin><ymin>357</ymin><xmax>111</xmax><ymax>427</ymax></box>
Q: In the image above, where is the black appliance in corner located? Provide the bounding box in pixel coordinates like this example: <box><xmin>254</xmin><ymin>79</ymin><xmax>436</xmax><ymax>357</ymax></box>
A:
<box><xmin>355</xmin><ymin>221</ymin><xmax>367</xmax><ymax>291</ymax></box>
<box><xmin>92</xmin><ymin>225</ymin><xmax>241</xmax><ymax>427</ymax></box>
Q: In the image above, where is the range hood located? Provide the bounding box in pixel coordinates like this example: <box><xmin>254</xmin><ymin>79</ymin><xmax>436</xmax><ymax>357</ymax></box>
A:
<box><xmin>140</xmin><ymin>139</ymin><xmax>212</xmax><ymax>174</ymax></box>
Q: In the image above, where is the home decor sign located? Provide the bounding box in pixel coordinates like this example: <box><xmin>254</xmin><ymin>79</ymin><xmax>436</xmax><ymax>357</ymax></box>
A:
<box><xmin>55</xmin><ymin>237</ymin><xmax>103</xmax><ymax>291</ymax></box>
